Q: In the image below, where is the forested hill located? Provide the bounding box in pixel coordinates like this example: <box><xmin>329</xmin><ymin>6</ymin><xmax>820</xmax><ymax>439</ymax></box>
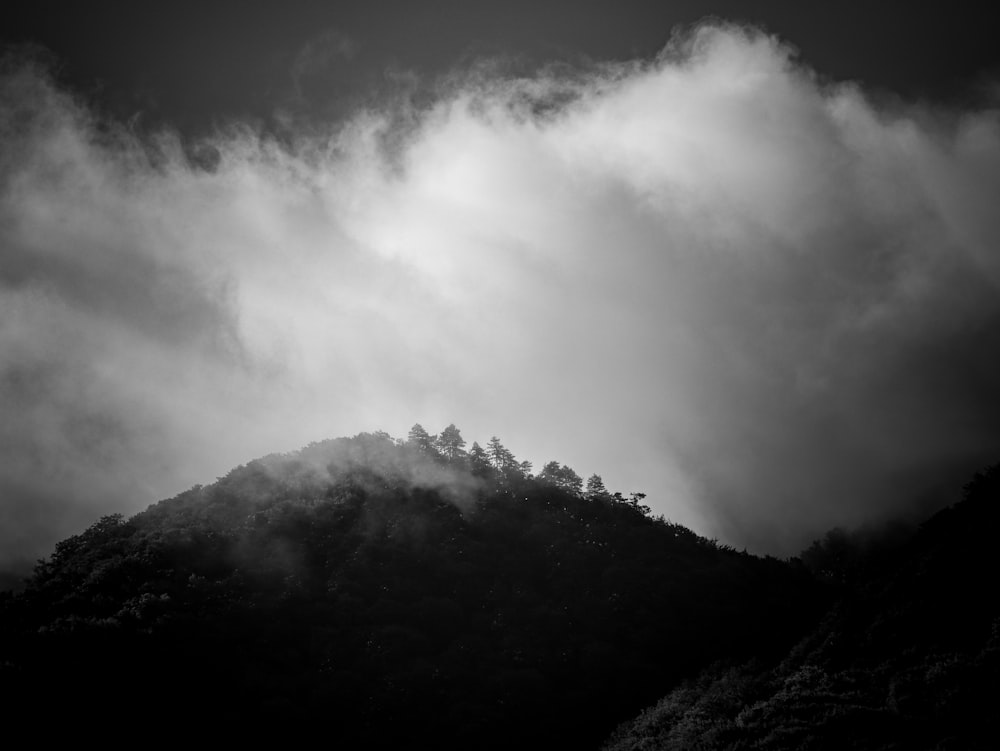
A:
<box><xmin>606</xmin><ymin>464</ymin><xmax>1000</xmax><ymax>750</ymax></box>
<box><xmin>0</xmin><ymin>427</ymin><xmax>826</xmax><ymax>747</ymax></box>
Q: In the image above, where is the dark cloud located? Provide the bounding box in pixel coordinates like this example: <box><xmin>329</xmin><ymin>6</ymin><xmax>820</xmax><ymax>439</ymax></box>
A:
<box><xmin>2</xmin><ymin>24</ymin><xmax>999</xmax><ymax>570</ymax></box>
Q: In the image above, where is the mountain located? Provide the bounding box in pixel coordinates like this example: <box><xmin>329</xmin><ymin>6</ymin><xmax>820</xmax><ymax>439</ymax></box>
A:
<box><xmin>605</xmin><ymin>464</ymin><xmax>1000</xmax><ymax>750</ymax></box>
<box><xmin>0</xmin><ymin>429</ymin><xmax>825</xmax><ymax>747</ymax></box>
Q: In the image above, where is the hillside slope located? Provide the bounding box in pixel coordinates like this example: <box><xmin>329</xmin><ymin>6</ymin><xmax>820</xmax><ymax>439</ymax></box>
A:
<box><xmin>605</xmin><ymin>464</ymin><xmax>1000</xmax><ymax>750</ymax></box>
<box><xmin>0</xmin><ymin>429</ymin><xmax>825</xmax><ymax>747</ymax></box>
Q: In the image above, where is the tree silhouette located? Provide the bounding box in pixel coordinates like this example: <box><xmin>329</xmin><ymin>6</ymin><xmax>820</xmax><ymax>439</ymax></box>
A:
<box><xmin>436</xmin><ymin>424</ymin><xmax>467</xmax><ymax>462</ymax></box>
<box><xmin>407</xmin><ymin>423</ymin><xmax>437</xmax><ymax>454</ymax></box>
<box><xmin>469</xmin><ymin>441</ymin><xmax>492</xmax><ymax>477</ymax></box>
<box><xmin>628</xmin><ymin>491</ymin><xmax>650</xmax><ymax>515</ymax></box>
<box><xmin>486</xmin><ymin>436</ymin><xmax>516</xmax><ymax>471</ymax></box>
<box><xmin>539</xmin><ymin>462</ymin><xmax>584</xmax><ymax>495</ymax></box>
<box><xmin>586</xmin><ymin>474</ymin><xmax>609</xmax><ymax>500</ymax></box>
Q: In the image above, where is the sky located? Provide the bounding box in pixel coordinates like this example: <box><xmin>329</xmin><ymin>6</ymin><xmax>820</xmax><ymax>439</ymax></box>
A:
<box><xmin>2</xmin><ymin>1</ymin><xmax>1000</xmax><ymax>573</ymax></box>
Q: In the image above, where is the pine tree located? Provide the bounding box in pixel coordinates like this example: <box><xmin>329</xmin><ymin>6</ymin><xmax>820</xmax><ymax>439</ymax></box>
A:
<box><xmin>539</xmin><ymin>462</ymin><xmax>584</xmax><ymax>495</ymax></box>
<box><xmin>486</xmin><ymin>436</ymin><xmax>515</xmax><ymax>470</ymax></box>
<box><xmin>468</xmin><ymin>441</ymin><xmax>492</xmax><ymax>477</ymax></box>
<box><xmin>538</xmin><ymin>461</ymin><xmax>563</xmax><ymax>485</ymax></box>
<box><xmin>560</xmin><ymin>465</ymin><xmax>584</xmax><ymax>495</ymax></box>
<box><xmin>586</xmin><ymin>474</ymin><xmax>609</xmax><ymax>500</ymax></box>
<box><xmin>627</xmin><ymin>492</ymin><xmax>650</xmax><ymax>516</ymax></box>
<box><xmin>407</xmin><ymin>423</ymin><xmax>437</xmax><ymax>454</ymax></box>
<box><xmin>436</xmin><ymin>424</ymin><xmax>467</xmax><ymax>461</ymax></box>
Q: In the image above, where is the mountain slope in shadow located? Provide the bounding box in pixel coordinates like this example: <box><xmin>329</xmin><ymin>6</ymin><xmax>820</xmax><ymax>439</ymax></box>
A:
<box><xmin>605</xmin><ymin>464</ymin><xmax>1000</xmax><ymax>750</ymax></box>
<box><xmin>1</xmin><ymin>429</ymin><xmax>826</xmax><ymax>747</ymax></box>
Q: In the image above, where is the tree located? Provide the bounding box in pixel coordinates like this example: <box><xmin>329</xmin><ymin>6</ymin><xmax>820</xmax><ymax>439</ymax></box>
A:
<box><xmin>407</xmin><ymin>424</ymin><xmax>437</xmax><ymax>454</ymax></box>
<box><xmin>560</xmin><ymin>466</ymin><xmax>584</xmax><ymax>495</ymax></box>
<box><xmin>538</xmin><ymin>461</ymin><xmax>562</xmax><ymax>483</ymax></box>
<box><xmin>486</xmin><ymin>436</ymin><xmax>516</xmax><ymax>471</ymax></box>
<box><xmin>586</xmin><ymin>474</ymin><xmax>609</xmax><ymax>500</ymax></box>
<box><xmin>469</xmin><ymin>441</ymin><xmax>492</xmax><ymax>477</ymax></box>
<box><xmin>800</xmin><ymin>527</ymin><xmax>855</xmax><ymax>583</ymax></box>
<box><xmin>436</xmin><ymin>424</ymin><xmax>467</xmax><ymax>462</ymax></box>
<box><xmin>628</xmin><ymin>492</ymin><xmax>650</xmax><ymax>516</ymax></box>
<box><xmin>538</xmin><ymin>462</ymin><xmax>584</xmax><ymax>495</ymax></box>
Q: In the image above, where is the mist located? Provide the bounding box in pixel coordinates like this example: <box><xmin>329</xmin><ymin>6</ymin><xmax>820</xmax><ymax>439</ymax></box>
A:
<box><xmin>2</xmin><ymin>23</ymin><xmax>999</xmax><ymax>569</ymax></box>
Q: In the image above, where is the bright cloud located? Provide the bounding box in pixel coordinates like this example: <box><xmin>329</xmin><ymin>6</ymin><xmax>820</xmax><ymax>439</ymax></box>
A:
<box><xmin>2</xmin><ymin>24</ymin><xmax>999</xmax><ymax>569</ymax></box>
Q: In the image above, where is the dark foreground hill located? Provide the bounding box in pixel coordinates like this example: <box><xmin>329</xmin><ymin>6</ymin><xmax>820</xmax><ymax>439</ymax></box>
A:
<box><xmin>0</xmin><ymin>429</ymin><xmax>825</xmax><ymax>747</ymax></box>
<box><xmin>606</xmin><ymin>464</ymin><xmax>1000</xmax><ymax>750</ymax></box>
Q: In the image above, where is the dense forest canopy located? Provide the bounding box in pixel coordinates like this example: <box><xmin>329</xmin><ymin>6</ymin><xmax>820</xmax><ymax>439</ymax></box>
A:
<box><xmin>3</xmin><ymin>426</ymin><xmax>995</xmax><ymax>747</ymax></box>
<box><xmin>607</xmin><ymin>464</ymin><xmax>1000</xmax><ymax>750</ymax></box>
<box><xmin>0</xmin><ymin>425</ymin><xmax>826</xmax><ymax>747</ymax></box>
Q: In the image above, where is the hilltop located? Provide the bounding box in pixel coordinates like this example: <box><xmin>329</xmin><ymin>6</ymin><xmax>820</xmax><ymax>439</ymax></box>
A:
<box><xmin>0</xmin><ymin>426</ymin><xmax>825</xmax><ymax>747</ymax></box>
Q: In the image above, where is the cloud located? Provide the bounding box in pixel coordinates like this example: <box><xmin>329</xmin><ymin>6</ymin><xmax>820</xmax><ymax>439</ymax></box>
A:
<box><xmin>2</xmin><ymin>23</ymin><xmax>999</xmax><ymax>568</ymax></box>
